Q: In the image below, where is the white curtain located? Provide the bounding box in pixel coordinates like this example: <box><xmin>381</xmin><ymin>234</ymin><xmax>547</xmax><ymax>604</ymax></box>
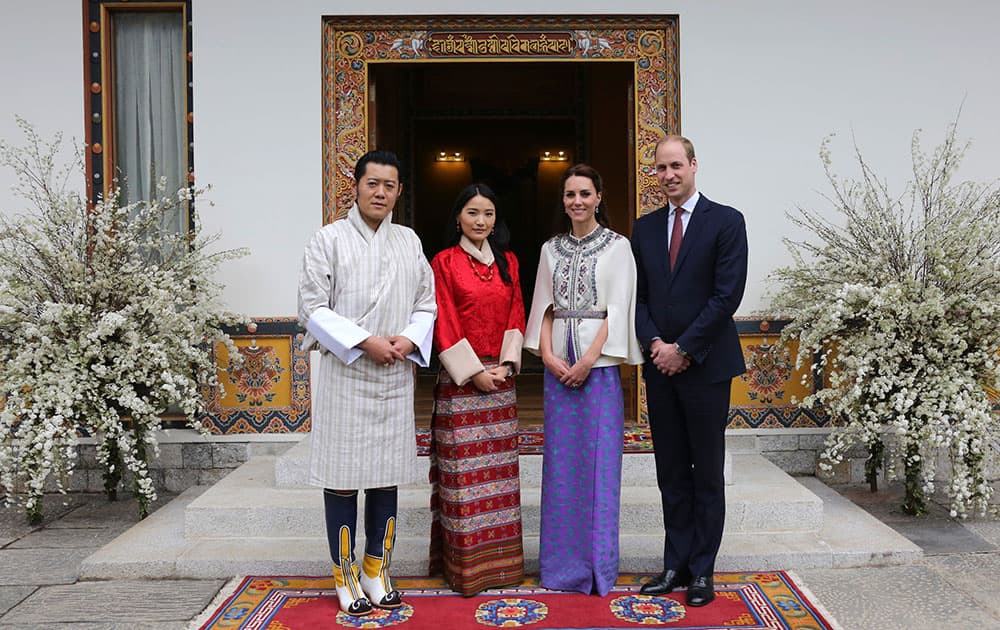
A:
<box><xmin>113</xmin><ymin>12</ymin><xmax>186</xmax><ymax>235</ymax></box>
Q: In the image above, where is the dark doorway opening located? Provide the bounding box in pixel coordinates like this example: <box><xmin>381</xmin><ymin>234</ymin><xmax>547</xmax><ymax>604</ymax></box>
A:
<box><xmin>370</xmin><ymin>60</ymin><xmax>637</xmax><ymax>425</ymax></box>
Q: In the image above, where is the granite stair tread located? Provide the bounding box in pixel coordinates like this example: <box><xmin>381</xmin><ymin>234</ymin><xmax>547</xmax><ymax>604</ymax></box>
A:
<box><xmin>81</xmin><ymin>438</ymin><xmax>920</xmax><ymax>579</ymax></box>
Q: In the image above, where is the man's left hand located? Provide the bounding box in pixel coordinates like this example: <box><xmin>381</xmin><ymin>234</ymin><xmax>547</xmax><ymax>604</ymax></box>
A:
<box><xmin>650</xmin><ymin>340</ymin><xmax>691</xmax><ymax>376</ymax></box>
<box><xmin>388</xmin><ymin>335</ymin><xmax>416</xmax><ymax>358</ymax></box>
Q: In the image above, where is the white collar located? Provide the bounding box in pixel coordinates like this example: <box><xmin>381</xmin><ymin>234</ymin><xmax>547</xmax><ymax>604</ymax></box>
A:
<box><xmin>347</xmin><ymin>203</ymin><xmax>392</xmax><ymax>240</ymax></box>
<box><xmin>459</xmin><ymin>235</ymin><xmax>494</xmax><ymax>265</ymax></box>
<box><xmin>669</xmin><ymin>191</ymin><xmax>701</xmax><ymax>214</ymax></box>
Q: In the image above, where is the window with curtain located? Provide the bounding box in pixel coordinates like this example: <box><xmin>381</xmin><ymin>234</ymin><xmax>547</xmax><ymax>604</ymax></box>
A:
<box><xmin>110</xmin><ymin>10</ymin><xmax>187</xmax><ymax>234</ymax></box>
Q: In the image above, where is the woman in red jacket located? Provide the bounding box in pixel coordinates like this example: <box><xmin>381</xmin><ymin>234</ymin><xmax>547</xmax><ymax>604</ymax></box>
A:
<box><xmin>428</xmin><ymin>183</ymin><xmax>526</xmax><ymax>596</ymax></box>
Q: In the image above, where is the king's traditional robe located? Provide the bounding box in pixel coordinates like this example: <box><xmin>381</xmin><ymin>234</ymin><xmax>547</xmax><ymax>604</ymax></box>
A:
<box><xmin>298</xmin><ymin>206</ymin><xmax>436</xmax><ymax>489</ymax></box>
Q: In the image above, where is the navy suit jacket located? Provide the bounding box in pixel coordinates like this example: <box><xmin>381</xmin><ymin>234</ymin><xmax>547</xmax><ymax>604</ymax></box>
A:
<box><xmin>631</xmin><ymin>193</ymin><xmax>748</xmax><ymax>384</ymax></box>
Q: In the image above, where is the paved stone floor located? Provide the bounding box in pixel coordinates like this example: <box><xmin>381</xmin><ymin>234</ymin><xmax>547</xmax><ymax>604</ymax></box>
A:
<box><xmin>2</xmin><ymin>480</ymin><xmax>1000</xmax><ymax>629</ymax></box>
<box><xmin>796</xmin><ymin>480</ymin><xmax>1000</xmax><ymax>629</ymax></box>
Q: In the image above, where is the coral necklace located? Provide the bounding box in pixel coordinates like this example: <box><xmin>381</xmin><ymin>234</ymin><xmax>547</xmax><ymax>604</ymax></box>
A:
<box><xmin>466</xmin><ymin>253</ymin><xmax>494</xmax><ymax>282</ymax></box>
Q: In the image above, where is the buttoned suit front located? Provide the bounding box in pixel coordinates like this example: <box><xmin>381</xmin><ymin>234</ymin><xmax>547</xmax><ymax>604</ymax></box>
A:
<box><xmin>631</xmin><ymin>192</ymin><xmax>748</xmax><ymax>578</ymax></box>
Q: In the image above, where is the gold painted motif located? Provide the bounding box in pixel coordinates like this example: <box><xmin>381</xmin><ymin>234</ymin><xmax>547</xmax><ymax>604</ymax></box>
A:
<box><xmin>216</xmin><ymin>336</ymin><xmax>290</xmax><ymax>408</ymax></box>
<box><xmin>734</xmin><ymin>336</ymin><xmax>812</xmax><ymax>407</ymax></box>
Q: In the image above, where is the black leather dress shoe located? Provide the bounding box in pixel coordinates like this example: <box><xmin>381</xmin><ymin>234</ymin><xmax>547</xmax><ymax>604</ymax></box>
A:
<box><xmin>686</xmin><ymin>575</ymin><xmax>715</xmax><ymax>607</ymax></box>
<box><xmin>639</xmin><ymin>569</ymin><xmax>690</xmax><ymax>595</ymax></box>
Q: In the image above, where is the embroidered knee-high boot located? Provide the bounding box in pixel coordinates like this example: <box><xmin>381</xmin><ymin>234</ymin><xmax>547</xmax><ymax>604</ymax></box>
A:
<box><xmin>359</xmin><ymin>486</ymin><xmax>403</xmax><ymax>609</ymax></box>
<box><xmin>324</xmin><ymin>489</ymin><xmax>372</xmax><ymax>617</ymax></box>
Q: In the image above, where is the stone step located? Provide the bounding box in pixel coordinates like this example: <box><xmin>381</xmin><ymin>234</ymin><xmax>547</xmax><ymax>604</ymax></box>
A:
<box><xmin>80</xmin><ymin>480</ymin><xmax>921</xmax><ymax>580</ymax></box>
<box><xmin>273</xmin><ymin>435</ymin><xmax>747</xmax><ymax>489</ymax></box>
<box><xmin>184</xmin><ymin>453</ymin><xmax>822</xmax><ymax>539</ymax></box>
<box><xmin>128</xmin><ymin>533</ymin><xmax>832</xmax><ymax>579</ymax></box>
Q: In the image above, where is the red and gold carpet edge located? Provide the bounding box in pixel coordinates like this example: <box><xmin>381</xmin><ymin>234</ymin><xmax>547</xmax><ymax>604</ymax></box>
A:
<box><xmin>193</xmin><ymin>572</ymin><xmax>842</xmax><ymax>629</ymax></box>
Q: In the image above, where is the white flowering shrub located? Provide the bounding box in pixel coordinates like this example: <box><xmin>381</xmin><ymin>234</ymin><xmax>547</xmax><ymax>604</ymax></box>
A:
<box><xmin>0</xmin><ymin>119</ymin><xmax>247</xmax><ymax>522</ymax></box>
<box><xmin>771</xmin><ymin>122</ymin><xmax>1000</xmax><ymax>517</ymax></box>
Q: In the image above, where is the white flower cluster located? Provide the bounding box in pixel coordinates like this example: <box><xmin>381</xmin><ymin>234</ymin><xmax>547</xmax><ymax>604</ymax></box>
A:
<box><xmin>0</xmin><ymin>118</ymin><xmax>247</xmax><ymax>521</ymax></box>
<box><xmin>771</xmin><ymin>123</ymin><xmax>1000</xmax><ymax>517</ymax></box>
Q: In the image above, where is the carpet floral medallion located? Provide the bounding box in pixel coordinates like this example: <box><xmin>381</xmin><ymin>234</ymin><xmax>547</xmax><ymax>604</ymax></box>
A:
<box><xmin>193</xmin><ymin>572</ymin><xmax>840</xmax><ymax>629</ymax></box>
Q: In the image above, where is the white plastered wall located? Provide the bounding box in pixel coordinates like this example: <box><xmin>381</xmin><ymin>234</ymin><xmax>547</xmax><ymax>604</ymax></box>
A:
<box><xmin>2</xmin><ymin>1</ymin><xmax>998</xmax><ymax>317</ymax></box>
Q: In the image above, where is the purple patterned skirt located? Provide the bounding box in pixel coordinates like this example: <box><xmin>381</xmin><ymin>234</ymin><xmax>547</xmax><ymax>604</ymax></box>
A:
<box><xmin>539</xmin><ymin>364</ymin><xmax>624</xmax><ymax>596</ymax></box>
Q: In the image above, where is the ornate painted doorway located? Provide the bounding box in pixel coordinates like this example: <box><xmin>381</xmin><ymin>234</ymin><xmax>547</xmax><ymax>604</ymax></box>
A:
<box><xmin>321</xmin><ymin>16</ymin><xmax>680</xmax><ymax>425</ymax></box>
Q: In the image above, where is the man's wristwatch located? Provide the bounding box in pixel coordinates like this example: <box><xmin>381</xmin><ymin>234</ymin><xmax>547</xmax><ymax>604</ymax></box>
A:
<box><xmin>502</xmin><ymin>362</ymin><xmax>515</xmax><ymax>378</ymax></box>
<box><xmin>675</xmin><ymin>343</ymin><xmax>689</xmax><ymax>359</ymax></box>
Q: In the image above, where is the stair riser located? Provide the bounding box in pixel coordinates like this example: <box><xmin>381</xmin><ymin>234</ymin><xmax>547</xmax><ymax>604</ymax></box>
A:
<box><xmin>275</xmin><ymin>452</ymin><xmax>735</xmax><ymax>489</ymax></box>
<box><xmin>164</xmin><ymin>533</ymin><xmax>842</xmax><ymax>579</ymax></box>
<box><xmin>184</xmin><ymin>499</ymin><xmax>821</xmax><ymax>540</ymax></box>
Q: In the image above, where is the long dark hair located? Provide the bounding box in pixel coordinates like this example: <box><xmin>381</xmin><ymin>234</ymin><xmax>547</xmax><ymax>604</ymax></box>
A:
<box><xmin>557</xmin><ymin>163</ymin><xmax>611</xmax><ymax>234</ymax></box>
<box><xmin>444</xmin><ymin>183</ymin><xmax>513</xmax><ymax>285</ymax></box>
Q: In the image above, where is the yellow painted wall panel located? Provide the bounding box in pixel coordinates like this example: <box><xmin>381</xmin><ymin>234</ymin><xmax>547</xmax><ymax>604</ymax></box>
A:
<box><xmin>214</xmin><ymin>335</ymin><xmax>293</xmax><ymax>409</ymax></box>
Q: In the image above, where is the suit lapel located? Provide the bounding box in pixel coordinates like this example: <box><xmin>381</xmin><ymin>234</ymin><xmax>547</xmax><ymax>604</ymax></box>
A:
<box><xmin>672</xmin><ymin>194</ymin><xmax>712</xmax><ymax>275</ymax></box>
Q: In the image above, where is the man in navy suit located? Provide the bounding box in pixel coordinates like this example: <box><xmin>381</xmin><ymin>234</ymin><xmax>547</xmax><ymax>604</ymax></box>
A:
<box><xmin>631</xmin><ymin>135</ymin><xmax>748</xmax><ymax>607</ymax></box>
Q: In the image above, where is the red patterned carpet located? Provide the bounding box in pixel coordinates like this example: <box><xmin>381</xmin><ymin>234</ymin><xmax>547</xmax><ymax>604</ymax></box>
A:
<box><xmin>195</xmin><ymin>572</ymin><xmax>840</xmax><ymax>629</ymax></box>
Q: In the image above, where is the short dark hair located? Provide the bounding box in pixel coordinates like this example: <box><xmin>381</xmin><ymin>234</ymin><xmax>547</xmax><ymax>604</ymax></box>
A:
<box><xmin>353</xmin><ymin>150</ymin><xmax>402</xmax><ymax>183</ymax></box>
<box><xmin>557</xmin><ymin>163</ymin><xmax>611</xmax><ymax>234</ymax></box>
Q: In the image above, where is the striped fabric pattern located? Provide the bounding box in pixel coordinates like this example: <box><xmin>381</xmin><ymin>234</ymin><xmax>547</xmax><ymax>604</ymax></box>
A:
<box><xmin>299</xmin><ymin>208</ymin><xmax>436</xmax><ymax>489</ymax></box>
<box><xmin>429</xmin><ymin>367</ymin><xmax>525</xmax><ymax>596</ymax></box>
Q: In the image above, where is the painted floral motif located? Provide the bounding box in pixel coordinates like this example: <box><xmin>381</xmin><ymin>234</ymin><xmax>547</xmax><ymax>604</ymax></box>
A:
<box><xmin>227</xmin><ymin>344</ymin><xmax>285</xmax><ymax>406</ymax></box>
<box><xmin>741</xmin><ymin>342</ymin><xmax>793</xmax><ymax>404</ymax></box>
<box><xmin>200</xmin><ymin>323</ymin><xmax>312</xmax><ymax>435</ymax></box>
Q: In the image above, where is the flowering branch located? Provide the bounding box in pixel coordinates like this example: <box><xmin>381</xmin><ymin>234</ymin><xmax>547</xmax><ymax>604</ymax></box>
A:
<box><xmin>770</xmin><ymin>119</ymin><xmax>1000</xmax><ymax>517</ymax></box>
<box><xmin>0</xmin><ymin>118</ymin><xmax>248</xmax><ymax>522</ymax></box>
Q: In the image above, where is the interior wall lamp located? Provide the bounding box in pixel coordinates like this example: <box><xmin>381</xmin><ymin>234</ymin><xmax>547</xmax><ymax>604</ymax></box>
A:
<box><xmin>540</xmin><ymin>150</ymin><xmax>569</xmax><ymax>162</ymax></box>
<box><xmin>435</xmin><ymin>151</ymin><xmax>465</xmax><ymax>162</ymax></box>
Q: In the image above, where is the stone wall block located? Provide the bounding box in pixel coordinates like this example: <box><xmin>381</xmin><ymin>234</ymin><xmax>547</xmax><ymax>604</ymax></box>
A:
<box><xmin>198</xmin><ymin>468</ymin><xmax>230</xmax><ymax>486</ymax></box>
<box><xmin>762</xmin><ymin>450</ymin><xmax>816</xmax><ymax>475</ymax></box>
<box><xmin>163</xmin><ymin>468</ymin><xmax>200</xmax><ymax>493</ymax></box>
<box><xmin>816</xmin><ymin>459</ymin><xmax>851</xmax><ymax>484</ymax></box>
<box><xmin>148</xmin><ymin>444</ymin><xmax>183</xmax><ymax>470</ymax></box>
<box><xmin>182</xmin><ymin>444</ymin><xmax>213</xmax><ymax>469</ymax></box>
<box><xmin>211</xmin><ymin>443</ymin><xmax>248</xmax><ymax>469</ymax></box>
<box><xmin>86</xmin><ymin>470</ymin><xmax>106</xmax><ymax>493</ymax></box>
<box><xmin>758</xmin><ymin>435</ymin><xmax>798</xmax><ymax>452</ymax></box>
<box><xmin>797</xmin><ymin>434</ymin><xmax>829</xmax><ymax>450</ymax></box>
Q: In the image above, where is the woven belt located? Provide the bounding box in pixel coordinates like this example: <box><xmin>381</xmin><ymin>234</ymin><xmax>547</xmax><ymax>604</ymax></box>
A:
<box><xmin>552</xmin><ymin>309</ymin><xmax>607</xmax><ymax>320</ymax></box>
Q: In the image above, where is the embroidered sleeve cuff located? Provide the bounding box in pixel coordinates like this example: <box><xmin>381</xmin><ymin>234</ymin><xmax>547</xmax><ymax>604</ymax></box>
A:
<box><xmin>438</xmin><ymin>338</ymin><xmax>485</xmax><ymax>386</ymax></box>
<box><xmin>499</xmin><ymin>329</ymin><xmax>524</xmax><ymax>374</ymax></box>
